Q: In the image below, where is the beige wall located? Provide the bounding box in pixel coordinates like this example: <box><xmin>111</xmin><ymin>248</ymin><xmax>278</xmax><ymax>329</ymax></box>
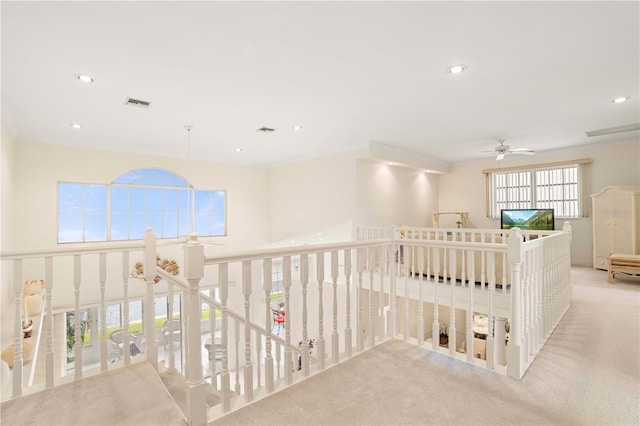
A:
<box><xmin>438</xmin><ymin>138</ymin><xmax>640</xmax><ymax>266</ymax></box>
<box><xmin>268</xmin><ymin>150</ymin><xmax>365</xmax><ymax>244</ymax></box>
<box><xmin>355</xmin><ymin>159</ymin><xmax>439</xmax><ymax>228</ymax></box>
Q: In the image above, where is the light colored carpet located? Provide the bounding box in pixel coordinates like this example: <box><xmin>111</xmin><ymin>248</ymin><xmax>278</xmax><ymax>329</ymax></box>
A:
<box><xmin>1</xmin><ymin>361</ymin><xmax>185</xmax><ymax>426</ymax></box>
<box><xmin>160</xmin><ymin>368</ymin><xmax>221</xmax><ymax>417</ymax></box>
<box><xmin>211</xmin><ymin>266</ymin><xmax>639</xmax><ymax>425</ymax></box>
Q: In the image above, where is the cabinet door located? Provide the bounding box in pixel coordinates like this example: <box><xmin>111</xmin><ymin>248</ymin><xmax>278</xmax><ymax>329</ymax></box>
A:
<box><xmin>611</xmin><ymin>190</ymin><xmax>634</xmax><ymax>254</ymax></box>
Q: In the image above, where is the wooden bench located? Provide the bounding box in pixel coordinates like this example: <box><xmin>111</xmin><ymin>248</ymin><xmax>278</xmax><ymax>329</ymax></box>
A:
<box><xmin>608</xmin><ymin>253</ymin><xmax>640</xmax><ymax>283</ymax></box>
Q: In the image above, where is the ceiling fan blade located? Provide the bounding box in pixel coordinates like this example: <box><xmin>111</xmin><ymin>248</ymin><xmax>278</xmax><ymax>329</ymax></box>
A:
<box><xmin>511</xmin><ymin>151</ymin><xmax>536</xmax><ymax>155</ymax></box>
<box><xmin>509</xmin><ymin>148</ymin><xmax>534</xmax><ymax>152</ymax></box>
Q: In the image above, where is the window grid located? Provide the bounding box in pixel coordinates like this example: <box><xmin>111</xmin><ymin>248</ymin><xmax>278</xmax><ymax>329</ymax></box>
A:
<box><xmin>58</xmin><ymin>169</ymin><xmax>226</xmax><ymax>243</ymax></box>
<box><xmin>489</xmin><ymin>165</ymin><xmax>579</xmax><ymax>219</ymax></box>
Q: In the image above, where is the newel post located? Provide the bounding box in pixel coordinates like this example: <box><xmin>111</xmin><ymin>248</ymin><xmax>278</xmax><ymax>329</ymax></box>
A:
<box><xmin>184</xmin><ymin>232</ymin><xmax>206</xmax><ymax>426</ymax></box>
<box><xmin>507</xmin><ymin>227</ymin><xmax>524</xmax><ymax>379</ymax></box>
<box><xmin>143</xmin><ymin>228</ymin><xmax>158</xmax><ymax>370</ymax></box>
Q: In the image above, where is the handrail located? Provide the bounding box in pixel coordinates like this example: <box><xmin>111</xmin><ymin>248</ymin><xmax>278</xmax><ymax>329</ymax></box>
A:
<box><xmin>0</xmin><ymin>238</ymin><xmax>178</xmax><ymax>260</ymax></box>
<box><xmin>204</xmin><ymin>239</ymin><xmax>389</xmax><ymax>265</ymax></box>
<box><xmin>157</xmin><ymin>268</ymin><xmax>297</xmax><ymax>353</ymax></box>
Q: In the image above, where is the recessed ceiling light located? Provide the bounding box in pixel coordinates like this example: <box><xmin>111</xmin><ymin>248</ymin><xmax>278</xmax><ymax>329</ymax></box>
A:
<box><xmin>235</xmin><ymin>148</ymin><xmax>243</xmax><ymax>152</ymax></box>
<box><xmin>448</xmin><ymin>64</ymin><xmax>466</xmax><ymax>74</ymax></box>
<box><xmin>71</xmin><ymin>123</ymin><xmax>83</xmax><ymax>129</ymax></box>
<box><xmin>613</xmin><ymin>97</ymin><xmax>628</xmax><ymax>103</ymax></box>
<box><xmin>75</xmin><ymin>74</ymin><xmax>94</xmax><ymax>83</ymax></box>
<box><xmin>293</xmin><ymin>125</ymin><xmax>302</xmax><ymax>131</ymax></box>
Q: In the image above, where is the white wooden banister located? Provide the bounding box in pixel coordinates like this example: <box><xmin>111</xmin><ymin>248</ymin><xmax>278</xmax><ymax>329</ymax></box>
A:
<box><xmin>507</xmin><ymin>227</ymin><xmax>523</xmax><ymax>379</ymax></box>
<box><xmin>184</xmin><ymin>232</ymin><xmax>206</xmax><ymax>426</ymax></box>
<box><xmin>316</xmin><ymin>252</ymin><xmax>325</xmax><ymax>370</ymax></box>
<box><xmin>143</xmin><ymin>228</ymin><xmax>158</xmax><ymax>371</ymax></box>
<box><xmin>331</xmin><ymin>250</ymin><xmax>339</xmax><ymax>363</ymax></box>
<box><xmin>241</xmin><ymin>259</ymin><xmax>253</xmax><ymax>402</ymax></box>
<box><xmin>121</xmin><ymin>251</ymin><xmax>131</xmax><ymax>366</ymax></box>
<box><xmin>73</xmin><ymin>254</ymin><xmax>82</xmax><ymax>380</ymax></box>
<box><xmin>44</xmin><ymin>256</ymin><xmax>54</xmax><ymax>388</ymax></box>
<box><xmin>263</xmin><ymin>257</ymin><xmax>274</xmax><ymax>394</ymax></box>
<box><xmin>344</xmin><ymin>248</ymin><xmax>353</xmax><ymax>357</ymax></box>
<box><xmin>99</xmin><ymin>252</ymin><xmax>108</xmax><ymax>372</ymax></box>
<box><xmin>12</xmin><ymin>259</ymin><xmax>23</xmax><ymax>398</ymax></box>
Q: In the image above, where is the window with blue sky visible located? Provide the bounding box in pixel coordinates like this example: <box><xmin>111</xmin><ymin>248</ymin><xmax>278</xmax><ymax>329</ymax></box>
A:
<box><xmin>58</xmin><ymin>168</ymin><xmax>226</xmax><ymax>243</ymax></box>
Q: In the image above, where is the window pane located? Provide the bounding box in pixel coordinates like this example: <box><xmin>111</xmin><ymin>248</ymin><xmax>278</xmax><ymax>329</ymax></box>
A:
<box><xmin>194</xmin><ymin>191</ymin><xmax>212</xmax><ymax>213</ymax></box>
<box><xmin>85</xmin><ymin>185</ymin><xmax>107</xmax><ymax>212</ymax></box>
<box><xmin>58</xmin><ymin>213</ymin><xmax>83</xmax><ymax>242</ymax></box>
<box><xmin>146</xmin><ymin>188</ymin><xmax>162</xmax><ymax>213</ymax></box>
<box><xmin>129</xmin><ymin>187</ymin><xmax>145</xmax><ymax>213</ymax></box>
<box><xmin>179</xmin><ymin>213</ymin><xmax>191</xmax><ymax>236</ymax></box>
<box><xmin>146</xmin><ymin>214</ymin><xmax>162</xmax><ymax>235</ymax></box>
<box><xmin>163</xmin><ymin>213</ymin><xmax>178</xmax><ymax>238</ymax></box>
<box><xmin>111</xmin><ymin>186</ymin><xmax>129</xmax><ymax>213</ymax></box>
<box><xmin>178</xmin><ymin>190</ymin><xmax>189</xmax><ymax>213</ymax></box>
<box><xmin>85</xmin><ymin>214</ymin><xmax>107</xmax><ymax>241</ymax></box>
<box><xmin>58</xmin><ymin>183</ymin><xmax>83</xmax><ymax>212</ymax></box>
<box><xmin>129</xmin><ymin>214</ymin><xmax>146</xmax><ymax>239</ymax></box>
<box><xmin>111</xmin><ymin>213</ymin><xmax>129</xmax><ymax>240</ymax></box>
<box><xmin>211</xmin><ymin>191</ymin><xmax>225</xmax><ymax>211</ymax></box>
<box><xmin>163</xmin><ymin>189</ymin><xmax>177</xmax><ymax>213</ymax></box>
<box><xmin>195</xmin><ymin>214</ymin><xmax>209</xmax><ymax>236</ymax></box>
<box><xmin>211</xmin><ymin>215</ymin><xmax>226</xmax><ymax>236</ymax></box>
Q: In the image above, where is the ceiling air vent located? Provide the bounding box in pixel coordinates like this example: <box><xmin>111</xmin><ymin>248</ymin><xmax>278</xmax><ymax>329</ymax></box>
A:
<box><xmin>124</xmin><ymin>97</ymin><xmax>151</xmax><ymax>108</ymax></box>
<box><xmin>256</xmin><ymin>126</ymin><xmax>275</xmax><ymax>133</ymax></box>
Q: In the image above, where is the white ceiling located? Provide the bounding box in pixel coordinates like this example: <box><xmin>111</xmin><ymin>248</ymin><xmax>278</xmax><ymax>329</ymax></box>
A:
<box><xmin>2</xmin><ymin>1</ymin><xmax>638</xmax><ymax>167</ymax></box>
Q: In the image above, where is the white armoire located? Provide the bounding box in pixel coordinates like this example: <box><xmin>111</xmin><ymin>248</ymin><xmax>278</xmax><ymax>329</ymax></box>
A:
<box><xmin>591</xmin><ymin>185</ymin><xmax>640</xmax><ymax>270</ymax></box>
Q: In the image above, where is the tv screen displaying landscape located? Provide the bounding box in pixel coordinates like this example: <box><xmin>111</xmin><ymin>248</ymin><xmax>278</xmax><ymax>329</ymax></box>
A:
<box><xmin>500</xmin><ymin>209</ymin><xmax>555</xmax><ymax>230</ymax></box>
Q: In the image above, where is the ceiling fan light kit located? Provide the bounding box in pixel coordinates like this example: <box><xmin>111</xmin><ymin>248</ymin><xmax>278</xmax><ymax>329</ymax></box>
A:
<box><xmin>487</xmin><ymin>140</ymin><xmax>536</xmax><ymax>161</ymax></box>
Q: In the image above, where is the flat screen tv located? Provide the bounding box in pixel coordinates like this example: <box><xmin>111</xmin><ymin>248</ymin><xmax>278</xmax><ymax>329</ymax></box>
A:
<box><xmin>500</xmin><ymin>208</ymin><xmax>555</xmax><ymax>231</ymax></box>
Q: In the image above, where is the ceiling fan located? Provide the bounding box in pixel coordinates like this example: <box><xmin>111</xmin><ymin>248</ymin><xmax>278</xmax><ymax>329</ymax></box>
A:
<box><xmin>483</xmin><ymin>140</ymin><xmax>535</xmax><ymax>161</ymax></box>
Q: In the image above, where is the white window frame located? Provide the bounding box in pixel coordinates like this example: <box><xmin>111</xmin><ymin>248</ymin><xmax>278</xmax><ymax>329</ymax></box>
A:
<box><xmin>485</xmin><ymin>159</ymin><xmax>591</xmax><ymax>219</ymax></box>
<box><xmin>57</xmin><ymin>168</ymin><xmax>227</xmax><ymax>243</ymax></box>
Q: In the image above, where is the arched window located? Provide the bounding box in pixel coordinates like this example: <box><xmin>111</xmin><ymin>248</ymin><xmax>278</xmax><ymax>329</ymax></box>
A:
<box><xmin>58</xmin><ymin>168</ymin><xmax>226</xmax><ymax>243</ymax></box>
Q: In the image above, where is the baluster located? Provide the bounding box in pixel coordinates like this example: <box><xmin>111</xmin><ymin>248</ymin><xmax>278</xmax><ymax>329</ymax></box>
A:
<box><xmin>486</xmin><ymin>251</ymin><xmax>495</xmax><ymax>369</ymax></box>
<box><xmin>403</xmin><ymin>246</ymin><xmax>410</xmax><ymax>341</ymax></box>
<box><xmin>234</xmin><ymin>320</ymin><xmax>240</xmax><ymax>395</ymax></box>
<box><xmin>209</xmin><ymin>290</ymin><xmax>218</xmax><ymax>390</ymax></box>
<box><xmin>263</xmin><ymin>257</ymin><xmax>274</xmax><ymax>393</ymax></box>
<box><xmin>218</xmin><ymin>263</ymin><xmax>231</xmax><ymax>412</ymax></box>
<box><xmin>344</xmin><ymin>249</ymin><xmax>352</xmax><ymax>357</ymax></box>
<box><xmin>466</xmin><ymin>250</ymin><xmax>475</xmax><ymax>363</ymax></box>
<box><xmin>331</xmin><ymin>251</ymin><xmax>339</xmax><ymax>364</ymax></box>
<box><xmin>143</xmin><ymin>228</ymin><xmax>158</xmax><ymax>370</ymax></box>
<box><xmin>167</xmin><ymin>275</ymin><xmax>175</xmax><ymax>370</ymax></box>
<box><xmin>316</xmin><ymin>252</ymin><xmax>325</xmax><ymax>370</ymax></box>
<box><xmin>44</xmin><ymin>256</ymin><xmax>54</xmax><ymax>388</ymax></box>
<box><xmin>255</xmin><ymin>331</ymin><xmax>261</xmax><ymax>389</ymax></box>
<box><xmin>388</xmin><ymin>230</ymin><xmax>397</xmax><ymax>340</ymax></box>
<box><xmin>99</xmin><ymin>253</ymin><xmax>108</xmax><ymax>371</ymax></box>
<box><xmin>275</xmin><ymin>341</ymin><xmax>282</xmax><ymax>380</ymax></box>
<box><xmin>524</xmin><ymin>251</ymin><xmax>532</xmax><ymax>362</ymax></box>
<box><xmin>507</xmin><ymin>227</ymin><xmax>524</xmax><ymax>379</ymax></box>
<box><xmin>432</xmin><ymin>248</ymin><xmax>440</xmax><ymax>351</ymax></box>
<box><xmin>417</xmin><ymin>246</ymin><xmax>424</xmax><ymax>346</ymax></box>
<box><xmin>12</xmin><ymin>259</ymin><xmax>23</xmax><ymax>397</ymax></box>
<box><xmin>449</xmin><ymin>248</ymin><xmax>457</xmax><ymax>356</ymax></box>
<box><xmin>184</xmin><ymin>232</ymin><xmax>206</xmax><ymax>426</ymax></box>
<box><xmin>300</xmin><ymin>254</ymin><xmax>310</xmax><ymax>376</ymax></box>
<box><xmin>378</xmin><ymin>246</ymin><xmax>386</xmax><ymax>339</ymax></box>
<box><xmin>242</xmin><ymin>260</ymin><xmax>253</xmax><ymax>401</ymax></box>
<box><xmin>368</xmin><ymin>248</ymin><xmax>375</xmax><ymax>347</ymax></box>
<box><xmin>121</xmin><ymin>252</ymin><xmax>131</xmax><ymax>366</ymax></box>
<box><xmin>73</xmin><ymin>254</ymin><xmax>82</xmax><ymax>380</ymax></box>
<box><xmin>357</xmin><ymin>248</ymin><xmax>365</xmax><ymax>352</ymax></box>
<box><xmin>283</xmin><ymin>256</ymin><xmax>293</xmax><ymax>385</ymax></box>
